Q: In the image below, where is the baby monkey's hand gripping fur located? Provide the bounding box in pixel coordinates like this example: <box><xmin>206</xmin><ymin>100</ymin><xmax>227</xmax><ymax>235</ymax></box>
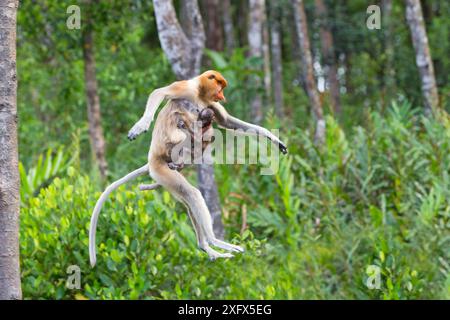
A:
<box><xmin>89</xmin><ymin>71</ymin><xmax>288</xmax><ymax>267</ymax></box>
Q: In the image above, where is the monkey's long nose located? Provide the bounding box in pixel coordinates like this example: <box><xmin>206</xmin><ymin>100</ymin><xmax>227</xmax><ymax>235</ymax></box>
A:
<box><xmin>217</xmin><ymin>91</ymin><xmax>226</xmax><ymax>102</ymax></box>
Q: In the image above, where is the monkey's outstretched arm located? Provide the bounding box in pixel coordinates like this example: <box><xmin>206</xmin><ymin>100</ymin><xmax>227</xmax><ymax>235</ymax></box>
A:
<box><xmin>209</xmin><ymin>103</ymin><xmax>288</xmax><ymax>154</ymax></box>
<box><xmin>128</xmin><ymin>80</ymin><xmax>193</xmax><ymax>140</ymax></box>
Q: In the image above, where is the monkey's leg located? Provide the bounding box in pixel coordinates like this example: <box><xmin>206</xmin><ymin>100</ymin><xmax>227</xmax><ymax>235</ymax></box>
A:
<box><xmin>149</xmin><ymin>164</ymin><xmax>234</xmax><ymax>260</ymax></box>
<box><xmin>140</xmin><ymin>152</ymin><xmax>187</xmax><ymax>191</ymax></box>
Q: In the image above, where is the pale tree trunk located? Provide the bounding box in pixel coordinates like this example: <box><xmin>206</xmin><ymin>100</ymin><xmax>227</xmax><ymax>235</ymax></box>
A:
<box><xmin>314</xmin><ymin>0</ymin><xmax>341</xmax><ymax>115</ymax></box>
<box><xmin>0</xmin><ymin>0</ymin><xmax>22</xmax><ymax>300</ymax></box>
<box><xmin>268</xmin><ymin>1</ymin><xmax>284</xmax><ymax>117</ymax></box>
<box><xmin>221</xmin><ymin>0</ymin><xmax>235</xmax><ymax>53</ymax></box>
<box><xmin>289</xmin><ymin>9</ymin><xmax>306</xmax><ymax>92</ymax></box>
<box><xmin>153</xmin><ymin>0</ymin><xmax>225</xmax><ymax>239</ymax></box>
<box><xmin>82</xmin><ymin>1</ymin><xmax>108</xmax><ymax>180</ymax></box>
<box><xmin>382</xmin><ymin>0</ymin><xmax>396</xmax><ymax>109</ymax></box>
<box><xmin>247</xmin><ymin>0</ymin><xmax>264</xmax><ymax>123</ymax></box>
<box><xmin>262</xmin><ymin>5</ymin><xmax>271</xmax><ymax>102</ymax></box>
<box><xmin>292</xmin><ymin>0</ymin><xmax>325</xmax><ymax>144</ymax></box>
<box><xmin>202</xmin><ymin>0</ymin><xmax>224</xmax><ymax>51</ymax></box>
<box><xmin>343</xmin><ymin>53</ymin><xmax>353</xmax><ymax>95</ymax></box>
<box><xmin>405</xmin><ymin>0</ymin><xmax>439</xmax><ymax>114</ymax></box>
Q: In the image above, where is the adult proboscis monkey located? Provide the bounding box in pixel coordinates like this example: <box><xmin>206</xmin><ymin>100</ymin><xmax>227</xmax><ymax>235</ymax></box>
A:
<box><xmin>89</xmin><ymin>70</ymin><xmax>288</xmax><ymax>266</ymax></box>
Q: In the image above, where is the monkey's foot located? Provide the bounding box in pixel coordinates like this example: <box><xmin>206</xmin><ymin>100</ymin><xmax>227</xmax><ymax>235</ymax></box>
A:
<box><xmin>209</xmin><ymin>239</ymin><xmax>244</xmax><ymax>253</ymax></box>
<box><xmin>201</xmin><ymin>246</ymin><xmax>234</xmax><ymax>260</ymax></box>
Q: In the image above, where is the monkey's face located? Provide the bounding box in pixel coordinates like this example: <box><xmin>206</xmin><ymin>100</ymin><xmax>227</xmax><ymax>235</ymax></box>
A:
<box><xmin>199</xmin><ymin>70</ymin><xmax>228</xmax><ymax>103</ymax></box>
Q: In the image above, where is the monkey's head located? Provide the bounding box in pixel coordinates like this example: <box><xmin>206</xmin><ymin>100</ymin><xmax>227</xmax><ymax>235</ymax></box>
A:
<box><xmin>198</xmin><ymin>70</ymin><xmax>228</xmax><ymax>103</ymax></box>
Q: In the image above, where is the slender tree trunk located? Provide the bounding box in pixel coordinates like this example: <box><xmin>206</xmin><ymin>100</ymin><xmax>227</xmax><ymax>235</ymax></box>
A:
<box><xmin>0</xmin><ymin>0</ymin><xmax>22</xmax><ymax>300</ymax></box>
<box><xmin>292</xmin><ymin>0</ymin><xmax>325</xmax><ymax>143</ymax></box>
<box><xmin>221</xmin><ymin>0</ymin><xmax>235</xmax><ymax>53</ymax></box>
<box><xmin>82</xmin><ymin>2</ymin><xmax>108</xmax><ymax>180</ymax></box>
<box><xmin>269</xmin><ymin>1</ymin><xmax>284</xmax><ymax>117</ymax></box>
<box><xmin>262</xmin><ymin>4</ymin><xmax>271</xmax><ymax>101</ymax></box>
<box><xmin>237</xmin><ymin>0</ymin><xmax>248</xmax><ymax>48</ymax></box>
<box><xmin>382</xmin><ymin>0</ymin><xmax>396</xmax><ymax>110</ymax></box>
<box><xmin>405</xmin><ymin>0</ymin><xmax>439</xmax><ymax>114</ymax></box>
<box><xmin>343</xmin><ymin>53</ymin><xmax>353</xmax><ymax>95</ymax></box>
<box><xmin>153</xmin><ymin>0</ymin><xmax>224</xmax><ymax>238</ymax></box>
<box><xmin>288</xmin><ymin>9</ymin><xmax>306</xmax><ymax>92</ymax></box>
<box><xmin>202</xmin><ymin>0</ymin><xmax>224</xmax><ymax>52</ymax></box>
<box><xmin>247</xmin><ymin>0</ymin><xmax>265</xmax><ymax>123</ymax></box>
<box><xmin>314</xmin><ymin>0</ymin><xmax>341</xmax><ymax>115</ymax></box>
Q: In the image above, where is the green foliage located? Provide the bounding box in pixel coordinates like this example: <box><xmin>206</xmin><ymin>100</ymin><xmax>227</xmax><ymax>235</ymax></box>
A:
<box><xmin>205</xmin><ymin>48</ymin><xmax>263</xmax><ymax>121</ymax></box>
<box><xmin>20</xmin><ymin>104</ymin><xmax>449</xmax><ymax>299</ymax></box>
<box><xmin>19</xmin><ymin>131</ymin><xmax>80</xmax><ymax>202</ymax></box>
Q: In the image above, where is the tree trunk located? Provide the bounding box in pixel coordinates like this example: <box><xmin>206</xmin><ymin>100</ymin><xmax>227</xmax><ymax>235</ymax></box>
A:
<box><xmin>153</xmin><ymin>0</ymin><xmax>224</xmax><ymax>238</ymax></box>
<box><xmin>202</xmin><ymin>0</ymin><xmax>224</xmax><ymax>52</ymax></box>
<box><xmin>221</xmin><ymin>0</ymin><xmax>235</xmax><ymax>53</ymax></box>
<box><xmin>288</xmin><ymin>8</ymin><xmax>306</xmax><ymax>92</ymax></box>
<box><xmin>382</xmin><ymin>0</ymin><xmax>396</xmax><ymax>110</ymax></box>
<box><xmin>405</xmin><ymin>0</ymin><xmax>439</xmax><ymax>114</ymax></box>
<box><xmin>343</xmin><ymin>53</ymin><xmax>353</xmax><ymax>95</ymax></box>
<box><xmin>237</xmin><ymin>0</ymin><xmax>248</xmax><ymax>48</ymax></box>
<box><xmin>247</xmin><ymin>0</ymin><xmax>265</xmax><ymax>123</ymax></box>
<box><xmin>262</xmin><ymin>4</ymin><xmax>271</xmax><ymax>101</ymax></box>
<box><xmin>314</xmin><ymin>0</ymin><xmax>341</xmax><ymax>115</ymax></box>
<box><xmin>82</xmin><ymin>1</ymin><xmax>108</xmax><ymax>180</ymax></box>
<box><xmin>269</xmin><ymin>1</ymin><xmax>284</xmax><ymax>117</ymax></box>
<box><xmin>0</xmin><ymin>0</ymin><xmax>22</xmax><ymax>300</ymax></box>
<box><xmin>292</xmin><ymin>0</ymin><xmax>325</xmax><ymax>144</ymax></box>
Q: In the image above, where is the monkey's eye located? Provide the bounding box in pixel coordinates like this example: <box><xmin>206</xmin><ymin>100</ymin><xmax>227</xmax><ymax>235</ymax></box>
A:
<box><xmin>208</xmin><ymin>75</ymin><xmax>215</xmax><ymax>80</ymax></box>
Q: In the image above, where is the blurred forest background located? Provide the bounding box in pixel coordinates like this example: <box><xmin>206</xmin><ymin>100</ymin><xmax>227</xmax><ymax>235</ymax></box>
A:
<box><xmin>3</xmin><ymin>0</ymin><xmax>450</xmax><ymax>299</ymax></box>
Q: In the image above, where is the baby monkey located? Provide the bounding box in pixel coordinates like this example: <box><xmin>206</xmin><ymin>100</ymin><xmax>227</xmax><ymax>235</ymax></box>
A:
<box><xmin>168</xmin><ymin>106</ymin><xmax>215</xmax><ymax>171</ymax></box>
<box><xmin>140</xmin><ymin>105</ymin><xmax>215</xmax><ymax>192</ymax></box>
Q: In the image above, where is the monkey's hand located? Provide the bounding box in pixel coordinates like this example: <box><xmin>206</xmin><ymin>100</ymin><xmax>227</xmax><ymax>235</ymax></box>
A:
<box><xmin>168</xmin><ymin>162</ymin><xmax>184</xmax><ymax>171</ymax></box>
<box><xmin>278</xmin><ymin>141</ymin><xmax>288</xmax><ymax>155</ymax></box>
<box><xmin>127</xmin><ymin>119</ymin><xmax>150</xmax><ymax>141</ymax></box>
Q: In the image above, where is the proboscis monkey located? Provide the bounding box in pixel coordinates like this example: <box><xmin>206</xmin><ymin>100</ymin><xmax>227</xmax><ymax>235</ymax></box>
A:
<box><xmin>89</xmin><ymin>70</ymin><xmax>288</xmax><ymax>267</ymax></box>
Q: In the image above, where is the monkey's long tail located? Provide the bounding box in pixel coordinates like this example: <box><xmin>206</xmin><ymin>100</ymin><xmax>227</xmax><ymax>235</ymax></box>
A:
<box><xmin>89</xmin><ymin>164</ymin><xmax>149</xmax><ymax>267</ymax></box>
